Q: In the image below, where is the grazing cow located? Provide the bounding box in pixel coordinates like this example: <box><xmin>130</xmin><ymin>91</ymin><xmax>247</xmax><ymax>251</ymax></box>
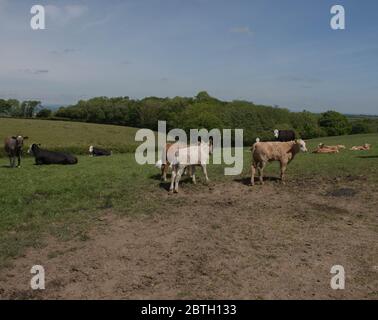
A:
<box><xmin>350</xmin><ymin>144</ymin><xmax>371</xmax><ymax>151</ymax></box>
<box><xmin>4</xmin><ymin>136</ymin><xmax>28</xmax><ymax>168</ymax></box>
<box><xmin>89</xmin><ymin>146</ymin><xmax>112</xmax><ymax>157</ymax></box>
<box><xmin>28</xmin><ymin>144</ymin><xmax>78</xmax><ymax>165</ymax></box>
<box><xmin>168</xmin><ymin>141</ymin><xmax>212</xmax><ymax>193</ymax></box>
<box><xmin>274</xmin><ymin>129</ymin><xmax>296</xmax><ymax>142</ymax></box>
<box><xmin>250</xmin><ymin>139</ymin><xmax>307</xmax><ymax>185</ymax></box>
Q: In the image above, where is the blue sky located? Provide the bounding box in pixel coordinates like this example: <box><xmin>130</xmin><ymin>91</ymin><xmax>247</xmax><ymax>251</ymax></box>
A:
<box><xmin>0</xmin><ymin>0</ymin><xmax>377</xmax><ymax>114</ymax></box>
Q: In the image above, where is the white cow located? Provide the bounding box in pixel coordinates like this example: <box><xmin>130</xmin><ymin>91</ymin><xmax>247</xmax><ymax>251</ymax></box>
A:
<box><xmin>168</xmin><ymin>141</ymin><xmax>212</xmax><ymax>193</ymax></box>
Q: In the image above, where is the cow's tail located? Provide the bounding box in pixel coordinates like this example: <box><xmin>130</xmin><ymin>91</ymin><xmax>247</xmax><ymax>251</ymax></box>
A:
<box><xmin>249</xmin><ymin>138</ymin><xmax>260</xmax><ymax>153</ymax></box>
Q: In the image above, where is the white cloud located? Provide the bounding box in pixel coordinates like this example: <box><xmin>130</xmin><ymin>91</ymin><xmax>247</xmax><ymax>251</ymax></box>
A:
<box><xmin>45</xmin><ymin>4</ymin><xmax>88</xmax><ymax>26</ymax></box>
<box><xmin>230</xmin><ymin>26</ymin><xmax>253</xmax><ymax>35</ymax></box>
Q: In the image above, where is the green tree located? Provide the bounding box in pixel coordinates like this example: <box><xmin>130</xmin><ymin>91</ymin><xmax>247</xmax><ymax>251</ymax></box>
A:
<box><xmin>319</xmin><ymin>111</ymin><xmax>351</xmax><ymax>136</ymax></box>
<box><xmin>36</xmin><ymin>108</ymin><xmax>52</xmax><ymax>118</ymax></box>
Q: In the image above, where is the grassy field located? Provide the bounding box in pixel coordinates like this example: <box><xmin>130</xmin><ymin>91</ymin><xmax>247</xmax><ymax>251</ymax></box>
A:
<box><xmin>0</xmin><ymin>118</ymin><xmax>377</xmax><ymax>269</ymax></box>
<box><xmin>0</xmin><ymin>118</ymin><xmax>140</xmax><ymax>157</ymax></box>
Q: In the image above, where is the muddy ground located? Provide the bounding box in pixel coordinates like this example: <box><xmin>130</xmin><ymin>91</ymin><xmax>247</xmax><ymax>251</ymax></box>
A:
<box><xmin>1</xmin><ymin>177</ymin><xmax>377</xmax><ymax>299</ymax></box>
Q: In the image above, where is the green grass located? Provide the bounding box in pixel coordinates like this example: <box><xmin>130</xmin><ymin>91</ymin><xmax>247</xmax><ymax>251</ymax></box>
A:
<box><xmin>240</xmin><ymin>133</ymin><xmax>378</xmax><ymax>180</ymax></box>
<box><xmin>0</xmin><ymin>123</ymin><xmax>377</xmax><ymax>268</ymax></box>
<box><xmin>0</xmin><ymin>118</ymin><xmax>140</xmax><ymax>157</ymax></box>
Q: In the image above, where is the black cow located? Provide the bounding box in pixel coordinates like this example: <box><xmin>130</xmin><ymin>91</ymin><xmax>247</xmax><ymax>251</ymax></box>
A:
<box><xmin>89</xmin><ymin>145</ymin><xmax>112</xmax><ymax>157</ymax></box>
<box><xmin>274</xmin><ymin>129</ymin><xmax>296</xmax><ymax>142</ymax></box>
<box><xmin>28</xmin><ymin>144</ymin><xmax>78</xmax><ymax>165</ymax></box>
<box><xmin>4</xmin><ymin>135</ymin><xmax>28</xmax><ymax>168</ymax></box>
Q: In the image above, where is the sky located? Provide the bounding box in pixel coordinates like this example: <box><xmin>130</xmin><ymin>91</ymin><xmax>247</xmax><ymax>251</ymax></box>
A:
<box><xmin>0</xmin><ymin>0</ymin><xmax>377</xmax><ymax>114</ymax></box>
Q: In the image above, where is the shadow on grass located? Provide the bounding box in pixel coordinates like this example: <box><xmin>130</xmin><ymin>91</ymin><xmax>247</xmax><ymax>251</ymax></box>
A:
<box><xmin>234</xmin><ymin>176</ymin><xmax>281</xmax><ymax>186</ymax></box>
<box><xmin>356</xmin><ymin>155</ymin><xmax>378</xmax><ymax>159</ymax></box>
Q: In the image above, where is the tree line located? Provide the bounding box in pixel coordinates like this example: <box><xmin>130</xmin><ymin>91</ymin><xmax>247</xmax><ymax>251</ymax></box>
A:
<box><xmin>1</xmin><ymin>92</ymin><xmax>377</xmax><ymax>145</ymax></box>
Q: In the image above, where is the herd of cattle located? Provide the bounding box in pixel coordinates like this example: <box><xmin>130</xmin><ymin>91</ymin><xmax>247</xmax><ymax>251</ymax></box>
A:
<box><xmin>3</xmin><ymin>129</ymin><xmax>373</xmax><ymax>193</ymax></box>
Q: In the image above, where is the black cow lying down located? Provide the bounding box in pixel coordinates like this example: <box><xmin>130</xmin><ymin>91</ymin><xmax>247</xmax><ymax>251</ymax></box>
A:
<box><xmin>89</xmin><ymin>145</ymin><xmax>112</xmax><ymax>156</ymax></box>
<box><xmin>28</xmin><ymin>144</ymin><xmax>78</xmax><ymax>165</ymax></box>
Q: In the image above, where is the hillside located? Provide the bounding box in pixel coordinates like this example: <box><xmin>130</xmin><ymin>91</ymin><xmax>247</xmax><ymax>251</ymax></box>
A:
<box><xmin>0</xmin><ymin>118</ymin><xmax>140</xmax><ymax>157</ymax></box>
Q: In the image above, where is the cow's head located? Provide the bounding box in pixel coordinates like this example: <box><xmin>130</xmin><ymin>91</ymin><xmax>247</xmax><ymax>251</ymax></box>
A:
<box><xmin>27</xmin><ymin>143</ymin><xmax>40</xmax><ymax>156</ymax></box>
<box><xmin>273</xmin><ymin>129</ymin><xmax>279</xmax><ymax>138</ymax></box>
<box><xmin>296</xmin><ymin>139</ymin><xmax>308</xmax><ymax>152</ymax></box>
<box><xmin>89</xmin><ymin>146</ymin><xmax>94</xmax><ymax>153</ymax></box>
<box><xmin>11</xmin><ymin>135</ymin><xmax>28</xmax><ymax>151</ymax></box>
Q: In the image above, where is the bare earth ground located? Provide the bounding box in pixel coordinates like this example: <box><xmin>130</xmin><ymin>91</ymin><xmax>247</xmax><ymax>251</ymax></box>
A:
<box><xmin>0</xmin><ymin>177</ymin><xmax>377</xmax><ymax>299</ymax></box>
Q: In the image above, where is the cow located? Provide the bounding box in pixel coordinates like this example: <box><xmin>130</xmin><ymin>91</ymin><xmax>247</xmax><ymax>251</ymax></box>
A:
<box><xmin>312</xmin><ymin>147</ymin><xmax>339</xmax><ymax>154</ymax></box>
<box><xmin>28</xmin><ymin>144</ymin><xmax>78</xmax><ymax>165</ymax></box>
<box><xmin>350</xmin><ymin>144</ymin><xmax>372</xmax><ymax>151</ymax></box>
<box><xmin>89</xmin><ymin>146</ymin><xmax>112</xmax><ymax>157</ymax></box>
<box><xmin>4</xmin><ymin>135</ymin><xmax>28</xmax><ymax>168</ymax></box>
<box><xmin>274</xmin><ymin>129</ymin><xmax>296</xmax><ymax>142</ymax></box>
<box><xmin>250</xmin><ymin>139</ymin><xmax>307</xmax><ymax>185</ymax></box>
<box><xmin>156</xmin><ymin>142</ymin><xmax>187</xmax><ymax>181</ymax></box>
<box><xmin>156</xmin><ymin>137</ymin><xmax>213</xmax><ymax>182</ymax></box>
<box><xmin>318</xmin><ymin>143</ymin><xmax>345</xmax><ymax>151</ymax></box>
<box><xmin>168</xmin><ymin>141</ymin><xmax>212</xmax><ymax>193</ymax></box>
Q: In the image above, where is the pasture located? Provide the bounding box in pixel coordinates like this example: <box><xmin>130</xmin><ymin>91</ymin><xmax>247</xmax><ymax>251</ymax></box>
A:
<box><xmin>0</xmin><ymin>120</ymin><xmax>377</xmax><ymax>299</ymax></box>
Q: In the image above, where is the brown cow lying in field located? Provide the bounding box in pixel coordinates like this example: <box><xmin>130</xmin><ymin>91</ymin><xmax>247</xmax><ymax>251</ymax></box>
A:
<box><xmin>4</xmin><ymin>135</ymin><xmax>28</xmax><ymax>168</ymax></box>
<box><xmin>250</xmin><ymin>139</ymin><xmax>307</xmax><ymax>185</ymax></box>
<box><xmin>313</xmin><ymin>146</ymin><xmax>339</xmax><ymax>154</ymax></box>
<box><xmin>350</xmin><ymin>144</ymin><xmax>371</xmax><ymax>151</ymax></box>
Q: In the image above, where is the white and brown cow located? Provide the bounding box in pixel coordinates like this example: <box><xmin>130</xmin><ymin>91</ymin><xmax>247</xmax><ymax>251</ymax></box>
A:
<box><xmin>250</xmin><ymin>139</ymin><xmax>307</xmax><ymax>185</ymax></box>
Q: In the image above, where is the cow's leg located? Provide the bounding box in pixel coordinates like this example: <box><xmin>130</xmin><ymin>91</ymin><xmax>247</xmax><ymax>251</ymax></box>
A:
<box><xmin>175</xmin><ymin>166</ymin><xmax>185</xmax><ymax>193</ymax></box>
<box><xmin>169</xmin><ymin>167</ymin><xmax>176</xmax><ymax>193</ymax></box>
<box><xmin>17</xmin><ymin>154</ymin><xmax>21</xmax><ymax>168</ymax></box>
<box><xmin>280</xmin><ymin>161</ymin><xmax>288</xmax><ymax>184</ymax></box>
<box><xmin>251</xmin><ymin>163</ymin><xmax>256</xmax><ymax>185</ymax></box>
<box><xmin>161</xmin><ymin>164</ymin><xmax>166</xmax><ymax>181</ymax></box>
<box><xmin>11</xmin><ymin>156</ymin><xmax>16</xmax><ymax>168</ymax></box>
<box><xmin>191</xmin><ymin>166</ymin><xmax>197</xmax><ymax>184</ymax></box>
<box><xmin>259</xmin><ymin>162</ymin><xmax>266</xmax><ymax>185</ymax></box>
<box><xmin>201</xmin><ymin>164</ymin><xmax>209</xmax><ymax>183</ymax></box>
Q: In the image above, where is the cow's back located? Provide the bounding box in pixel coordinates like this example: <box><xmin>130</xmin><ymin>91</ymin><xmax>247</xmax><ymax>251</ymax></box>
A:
<box><xmin>253</xmin><ymin>142</ymin><xmax>291</xmax><ymax>162</ymax></box>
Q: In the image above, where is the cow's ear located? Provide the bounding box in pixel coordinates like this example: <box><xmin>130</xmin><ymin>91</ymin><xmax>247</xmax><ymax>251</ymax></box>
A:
<box><xmin>24</xmin><ymin>136</ymin><xmax>29</xmax><ymax>140</ymax></box>
<box><xmin>12</xmin><ymin>136</ymin><xmax>17</xmax><ymax>139</ymax></box>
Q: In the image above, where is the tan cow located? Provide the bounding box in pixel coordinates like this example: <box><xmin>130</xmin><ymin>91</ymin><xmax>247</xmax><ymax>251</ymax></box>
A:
<box><xmin>350</xmin><ymin>143</ymin><xmax>371</xmax><ymax>151</ymax></box>
<box><xmin>250</xmin><ymin>139</ymin><xmax>307</xmax><ymax>185</ymax></box>
<box><xmin>313</xmin><ymin>147</ymin><xmax>339</xmax><ymax>154</ymax></box>
<box><xmin>318</xmin><ymin>143</ymin><xmax>346</xmax><ymax>151</ymax></box>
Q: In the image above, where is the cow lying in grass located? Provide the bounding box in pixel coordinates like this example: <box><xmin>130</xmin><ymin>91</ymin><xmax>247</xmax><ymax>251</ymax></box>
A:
<box><xmin>312</xmin><ymin>147</ymin><xmax>339</xmax><ymax>154</ymax></box>
<box><xmin>28</xmin><ymin>144</ymin><xmax>78</xmax><ymax>165</ymax></box>
<box><xmin>250</xmin><ymin>139</ymin><xmax>307</xmax><ymax>185</ymax></box>
<box><xmin>89</xmin><ymin>146</ymin><xmax>112</xmax><ymax>157</ymax></box>
<box><xmin>4</xmin><ymin>135</ymin><xmax>28</xmax><ymax>168</ymax></box>
<box><xmin>168</xmin><ymin>141</ymin><xmax>212</xmax><ymax>193</ymax></box>
<box><xmin>350</xmin><ymin>144</ymin><xmax>371</xmax><ymax>151</ymax></box>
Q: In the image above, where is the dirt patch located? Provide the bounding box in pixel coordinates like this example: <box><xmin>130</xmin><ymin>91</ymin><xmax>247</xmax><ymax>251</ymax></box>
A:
<box><xmin>0</xmin><ymin>179</ymin><xmax>377</xmax><ymax>299</ymax></box>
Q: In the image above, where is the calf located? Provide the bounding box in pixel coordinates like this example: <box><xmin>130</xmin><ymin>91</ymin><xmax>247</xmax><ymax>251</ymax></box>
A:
<box><xmin>318</xmin><ymin>143</ymin><xmax>345</xmax><ymax>151</ymax></box>
<box><xmin>350</xmin><ymin>144</ymin><xmax>371</xmax><ymax>151</ymax></box>
<box><xmin>4</xmin><ymin>135</ymin><xmax>28</xmax><ymax>168</ymax></box>
<box><xmin>156</xmin><ymin>142</ymin><xmax>186</xmax><ymax>181</ymax></box>
<box><xmin>28</xmin><ymin>144</ymin><xmax>78</xmax><ymax>165</ymax></box>
<box><xmin>89</xmin><ymin>146</ymin><xmax>112</xmax><ymax>157</ymax></box>
<box><xmin>274</xmin><ymin>129</ymin><xmax>296</xmax><ymax>142</ymax></box>
<box><xmin>251</xmin><ymin>139</ymin><xmax>307</xmax><ymax>185</ymax></box>
<box><xmin>313</xmin><ymin>147</ymin><xmax>339</xmax><ymax>154</ymax></box>
<box><xmin>168</xmin><ymin>141</ymin><xmax>212</xmax><ymax>193</ymax></box>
